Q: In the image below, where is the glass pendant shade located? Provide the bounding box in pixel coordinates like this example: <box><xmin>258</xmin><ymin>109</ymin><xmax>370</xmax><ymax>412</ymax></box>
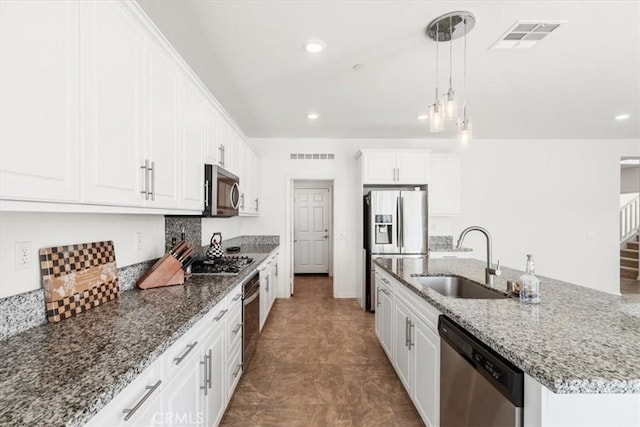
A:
<box><xmin>429</xmin><ymin>100</ymin><xmax>445</xmax><ymax>132</ymax></box>
<box><xmin>458</xmin><ymin>115</ymin><xmax>472</xmax><ymax>144</ymax></box>
<box><xmin>445</xmin><ymin>89</ymin><xmax>457</xmax><ymax>120</ymax></box>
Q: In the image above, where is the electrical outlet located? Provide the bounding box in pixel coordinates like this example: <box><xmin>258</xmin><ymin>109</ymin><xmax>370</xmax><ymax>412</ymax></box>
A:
<box><xmin>15</xmin><ymin>241</ymin><xmax>32</xmax><ymax>270</ymax></box>
<box><xmin>135</xmin><ymin>232</ymin><xmax>143</xmax><ymax>250</ymax></box>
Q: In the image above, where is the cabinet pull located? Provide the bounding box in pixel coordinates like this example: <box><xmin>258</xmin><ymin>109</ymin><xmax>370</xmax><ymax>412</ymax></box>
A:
<box><xmin>140</xmin><ymin>161</ymin><xmax>149</xmax><ymax>200</ymax></box>
<box><xmin>255</xmin><ymin>198</ymin><xmax>259</xmax><ymax>211</ymax></box>
<box><xmin>232</xmin><ymin>363</ymin><xmax>242</xmax><ymax>378</ymax></box>
<box><xmin>265</xmin><ymin>276</ymin><xmax>269</xmax><ymax>293</ymax></box>
<box><xmin>200</xmin><ymin>351</ymin><xmax>209</xmax><ymax>396</ymax></box>
<box><xmin>219</xmin><ymin>145</ymin><xmax>224</xmax><ymax>167</ymax></box>
<box><xmin>204</xmin><ymin>180</ymin><xmax>209</xmax><ymax>207</ymax></box>
<box><xmin>174</xmin><ymin>341</ymin><xmax>198</xmax><ymax>365</ymax></box>
<box><xmin>207</xmin><ymin>348</ymin><xmax>212</xmax><ymax>389</ymax></box>
<box><xmin>240</xmin><ymin>193</ymin><xmax>245</xmax><ymax>209</ymax></box>
<box><xmin>232</xmin><ymin>293</ymin><xmax>242</xmax><ymax>302</ymax></box>
<box><xmin>408</xmin><ymin>320</ymin><xmax>415</xmax><ymax>349</ymax></box>
<box><xmin>376</xmin><ymin>287</ymin><xmax>381</xmax><ymax>307</ymax></box>
<box><xmin>405</xmin><ymin>317</ymin><xmax>410</xmax><ymax>348</ymax></box>
<box><xmin>233</xmin><ymin>322</ymin><xmax>243</xmax><ymax>335</ymax></box>
<box><xmin>149</xmin><ymin>161</ymin><xmax>155</xmax><ymax>201</ymax></box>
<box><xmin>214</xmin><ymin>309</ymin><xmax>228</xmax><ymax>321</ymax></box>
<box><xmin>122</xmin><ymin>380</ymin><xmax>161</xmax><ymax>421</ymax></box>
<box><xmin>275</xmin><ymin>263</ymin><xmax>278</xmax><ymax>277</ymax></box>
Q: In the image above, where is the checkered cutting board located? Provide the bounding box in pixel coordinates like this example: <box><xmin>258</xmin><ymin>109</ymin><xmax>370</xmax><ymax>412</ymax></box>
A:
<box><xmin>40</xmin><ymin>241</ymin><xmax>119</xmax><ymax>323</ymax></box>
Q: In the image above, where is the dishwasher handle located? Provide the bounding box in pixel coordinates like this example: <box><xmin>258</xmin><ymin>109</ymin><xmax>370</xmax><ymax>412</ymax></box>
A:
<box><xmin>438</xmin><ymin>316</ymin><xmax>524</xmax><ymax>407</ymax></box>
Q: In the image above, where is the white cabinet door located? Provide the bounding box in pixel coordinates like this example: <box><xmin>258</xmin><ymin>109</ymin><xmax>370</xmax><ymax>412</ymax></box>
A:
<box><xmin>259</xmin><ymin>263</ymin><xmax>271</xmax><ymax>331</ymax></box>
<box><xmin>362</xmin><ymin>152</ymin><xmax>396</xmax><ymax>184</ymax></box>
<box><xmin>249</xmin><ymin>148</ymin><xmax>260</xmax><ymax>215</ymax></box>
<box><xmin>0</xmin><ymin>1</ymin><xmax>80</xmax><ymax>203</ymax></box>
<box><xmin>164</xmin><ymin>341</ymin><xmax>205</xmax><ymax>426</ymax></box>
<box><xmin>396</xmin><ymin>152</ymin><xmax>429</xmax><ymax>184</ymax></box>
<box><xmin>412</xmin><ymin>315</ymin><xmax>440</xmax><ymax>427</ymax></box>
<box><xmin>81</xmin><ymin>1</ymin><xmax>144</xmax><ymax>206</ymax></box>
<box><xmin>393</xmin><ymin>298</ymin><xmax>413</xmax><ymax>393</ymax></box>
<box><xmin>145</xmin><ymin>37</ymin><xmax>179</xmax><ymax>209</ymax></box>
<box><xmin>429</xmin><ymin>154</ymin><xmax>460</xmax><ymax>215</ymax></box>
<box><xmin>204</xmin><ymin>104</ymin><xmax>220</xmax><ymax>165</ymax></box>
<box><xmin>217</xmin><ymin>120</ymin><xmax>233</xmax><ymax>171</ymax></box>
<box><xmin>236</xmin><ymin>141</ymin><xmax>249</xmax><ymax>215</ymax></box>
<box><xmin>203</xmin><ymin>322</ymin><xmax>226</xmax><ymax>427</ymax></box>
<box><xmin>179</xmin><ymin>79</ymin><xmax>204</xmax><ymax>211</ymax></box>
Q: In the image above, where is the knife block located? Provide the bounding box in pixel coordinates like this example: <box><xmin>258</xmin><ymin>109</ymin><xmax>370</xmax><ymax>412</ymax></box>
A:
<box><xmin>137</xmin><ymin>254</ymin><xmax>185</xmax><ymax>289</ymax></box>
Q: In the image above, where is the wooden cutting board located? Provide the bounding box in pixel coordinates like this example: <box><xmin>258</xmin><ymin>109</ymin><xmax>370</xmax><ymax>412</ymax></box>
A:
<box><xmin>39</xmin><ymin>241</ymin><xmax>119</xmax><ymax>323</ymax></box>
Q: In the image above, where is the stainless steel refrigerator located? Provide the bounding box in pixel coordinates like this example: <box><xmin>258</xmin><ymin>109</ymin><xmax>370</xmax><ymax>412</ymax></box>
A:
<box><xmin>363</xmin><ymin>189</ymin><xmax>428</xmax><ymax>311</ymax></box>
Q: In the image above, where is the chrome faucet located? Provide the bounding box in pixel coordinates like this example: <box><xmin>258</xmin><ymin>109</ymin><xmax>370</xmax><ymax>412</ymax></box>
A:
<box><xmin>456</xmin><ymin>226</ymin><xmax>502</xmax><ymax>285</ymax></box>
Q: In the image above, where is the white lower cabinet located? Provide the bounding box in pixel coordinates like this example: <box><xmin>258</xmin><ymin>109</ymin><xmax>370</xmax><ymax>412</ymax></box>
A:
<box><xmin>374</xmin><ymin>266</ymin><xmax>441</xmax><ymax>427</ymax></box>
<box><xmin>88</xmin><ymin>284</ymin><xmax>242</xmax><ymax>426</ymax></box>
<box><xmin>259</xmin><ymin>251</ymin><xmax>280</xmax><ymax>331</ymax></box>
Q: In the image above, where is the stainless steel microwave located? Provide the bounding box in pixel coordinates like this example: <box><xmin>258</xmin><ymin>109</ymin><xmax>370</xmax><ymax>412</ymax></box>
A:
<box><xmin>203</xmin><ymin>164</ymin><xmax>240</xmax><ymax>217</ymax></box>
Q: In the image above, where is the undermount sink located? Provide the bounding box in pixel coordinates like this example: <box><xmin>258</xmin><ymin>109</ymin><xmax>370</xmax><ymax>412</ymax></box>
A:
<box><xmin>410</xmin><ymin>275</ymin><xmax>508</xmax><ymax>299</ymax></box>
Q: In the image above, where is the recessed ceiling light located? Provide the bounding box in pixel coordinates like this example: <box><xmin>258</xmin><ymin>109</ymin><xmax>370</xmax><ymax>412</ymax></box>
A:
<box><xmin>306</xmin><ymin>112</ymin><xmax>320</xmax><ymax>120</ymax></box>
<box><xmin>416</xmin><ymin>114</ymin><xmax>429</xmax><ymax>121</ymax></box>
<box><xmin>614</xmin><ymin>113</ymin><xmax>631</xmax><ymax>121</ymax></box>
<box><xmin>303</xmin><ymin>39</ymin><xmax>326</xmax><ymax>54</ymax></box>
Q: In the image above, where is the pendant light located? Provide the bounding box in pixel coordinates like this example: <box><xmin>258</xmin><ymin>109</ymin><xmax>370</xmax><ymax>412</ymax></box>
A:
<box><xmin>426</xmin><ymin>12</ymin><xmax>475</xmax><ymax>139</ymax></box>
<box><xmin>444</xmin><ymin>16</ymin><xmax>457</xmax><ymax>120</ymax></box>
<box><xmin>458</xmin><ymin>16</ymin><xmax>472</xmax><ymax>144</ymax></box>
<box><xmin>429</xmin><ymin>22</ymin><xmax>444</xmax><ymax>132</ymax></box>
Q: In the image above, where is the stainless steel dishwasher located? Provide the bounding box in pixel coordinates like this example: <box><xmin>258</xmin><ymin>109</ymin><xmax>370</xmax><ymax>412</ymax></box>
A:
<box><xmin>439</xmin><ymin>316</ymin><xmax>524</xmax><ymax>427</ymax></box>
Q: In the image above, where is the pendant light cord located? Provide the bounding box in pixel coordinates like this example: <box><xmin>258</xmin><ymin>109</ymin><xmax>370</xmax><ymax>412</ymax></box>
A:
<box><xmin>435</xmin><ymin>22</ymin><xmax>439</xmax><ymax>98</ymax></box>
<box><xmin>449</xmin><ymin>16</ymin><xmax>453</xmax><ymax>89</ymax></box>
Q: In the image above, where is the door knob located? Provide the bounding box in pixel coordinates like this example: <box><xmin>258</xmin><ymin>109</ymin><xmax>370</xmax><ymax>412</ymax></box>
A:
<box><xmin>322</xmin><ymin>235</ymin><xmax>328</xmax><ymax>239</ymax></box>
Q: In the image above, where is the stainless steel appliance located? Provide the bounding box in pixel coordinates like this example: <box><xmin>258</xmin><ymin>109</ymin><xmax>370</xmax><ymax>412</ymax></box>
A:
<box><xmin>190</xmin><ymin>256</ymin><xmax>254</xmax><ymax>275</ymax></box>
<box><xmin>242</xmin><ymin>272</ymin><xmax>260</xmax><ymax>368</ymax></box>
<box><xmin>203</xmin><ymin>164</ymin><xmax>240</xmax><ymax>217</ymax></box>
<box><xmin>439</xmin><ymin>316</ymin><xmax>524</xmax><ymax>427</ymax></box>
<box><xmin>363</xmin><ymin>189</ymin><xmax>428</xmax><ymax>311</ymax></box>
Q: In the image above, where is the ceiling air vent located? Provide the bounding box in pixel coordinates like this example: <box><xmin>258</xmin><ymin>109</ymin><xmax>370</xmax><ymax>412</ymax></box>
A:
<box><xmin>490</xmin><ymin>20</ymin><xmax>565</xmax><ymax>49</ymax></box>
<box><xmin>290</xmin><ymin>153</ymin><xmax>335</xmax><ymax>160</ymax></box>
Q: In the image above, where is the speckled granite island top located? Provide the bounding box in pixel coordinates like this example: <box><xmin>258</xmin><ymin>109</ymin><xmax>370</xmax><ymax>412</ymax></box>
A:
<box><xmin>373</xmin><ymin>257</ymin><xmax>640</xmax><ymax>394</ymax></box>
<box><xmin>0</xmin><ymin>244</ymin><xmax>278</xmax><ymax>427</ymax></box>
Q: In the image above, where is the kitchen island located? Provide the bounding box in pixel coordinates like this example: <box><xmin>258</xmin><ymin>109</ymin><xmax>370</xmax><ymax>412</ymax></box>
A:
<box><xmin>373</xmin><ymin>256</ymin><xmax>640</xmax><ymax>426</ymax></box>
<box><xmin>0</xmin><ymin>243</ymin><xmax>278</xmax><ymax>427</ymax></box>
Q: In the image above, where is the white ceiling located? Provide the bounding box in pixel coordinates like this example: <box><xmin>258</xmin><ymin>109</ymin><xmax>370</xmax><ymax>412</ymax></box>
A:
<box><xmin>138</xmin><ymin>0</ymin><xmax>640</xmax><ymax>140</ymax></box>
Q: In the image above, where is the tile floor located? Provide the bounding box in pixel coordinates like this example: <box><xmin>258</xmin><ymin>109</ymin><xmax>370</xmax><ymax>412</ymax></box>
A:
<box><xmin>220</xmin><ymin>275</ymin><xmax>424</xmax><ymax>427</ymax></box>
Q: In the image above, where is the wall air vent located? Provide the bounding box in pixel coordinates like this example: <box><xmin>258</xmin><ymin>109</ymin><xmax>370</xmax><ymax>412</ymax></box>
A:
<box><xmin>490</xmin><ymin>20</ymin><xmax>566</xmax><ymax>49</ymax></box>
<box><xmin>290</xmin><ymin>153</ymin><xmax>335</xmax><ymax>160</ymax></box>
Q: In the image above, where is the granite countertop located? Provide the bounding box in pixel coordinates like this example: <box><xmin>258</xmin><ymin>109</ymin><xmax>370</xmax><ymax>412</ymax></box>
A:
<box><xmin>373</xmin><ymin>257</ymin><xmax>640</xmax><ymax>394</ymax></box>
<box><xmin>0</xmin><ymin>244</ymin><xmax>279</xmax><ymax>427</ymax></box>
<box><xmin>429</xmin><ymin>246</ymin><xmax>473</xmax><ymax>253</ymax></box>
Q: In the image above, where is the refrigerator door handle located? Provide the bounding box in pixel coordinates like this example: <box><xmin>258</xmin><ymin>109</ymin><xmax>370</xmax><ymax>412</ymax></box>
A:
<box><xmin>397</xmin><ymin>196</ymin><xmax>403</xmax><ymax>249</ymax></box>
<box><xmin>396</xmin><ymin>197</ymin><xmax>400</xmax><ymax>249</ymax></box>
<box><xmin>400</xmin><ymin>196</ymin><xmax>404</xmax><ymax>249</ymax></box>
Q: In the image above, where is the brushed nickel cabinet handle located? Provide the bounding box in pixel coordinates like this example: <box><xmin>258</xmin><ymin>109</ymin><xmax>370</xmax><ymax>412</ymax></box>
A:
<box><xmin>174</xmin><ymin>341</ymin><xmax>198</xmax><ymax>365</ymax></box>
<box><xmin>409</xmin><ymin>321</ymin><xmax>415</xmax><ymax>349</ymax></box>
<box><xmin>233</xmin><ymin>323</ymin><xmax>242</xmax><ymax>335</ymax></box>
<box><xmin>140</xmin><ymin>161</ymin><xmax>149</xmax><ymax>199</ymax></box>
<box><xmin>376</xmin><ymin>287</ymin><xmax>381</xmax><ymax>307</ymax></box>
<box><xmin>204</xmin><ymin>180</ymin><xmax>209</xmax><ymax>207</ymax></box>
<box><xmin>405</xmin><ymin>317</ymin><xmax>410</xmax><ymax>348</ymax></box>
<box><xmin>232</xmin><ymin>293</ymin><xmax>242</xmax><ymax>302</ymax></box>
<box><xmin>122</xmin><ymin>380</ymin><xmax>161</xmax><ymax>421</ymax></box>
<box><xmin>149</xmin><ymin>161</ymin><xmax>155</xmax><ymax>201</ymax></box>
<box><xmin>214</xmin><ymin>309</ymin><xmax>228</xmax><ymax>321</ymax></box>
<box><xmin>207</xmin><ymin>349</ymin><xmax>212</xmax><ymax>389</ymax></box>
<box><xmin>200</xmin><ymin>352</ymin><xmax>209</xmax><ymax>396</ymax></box>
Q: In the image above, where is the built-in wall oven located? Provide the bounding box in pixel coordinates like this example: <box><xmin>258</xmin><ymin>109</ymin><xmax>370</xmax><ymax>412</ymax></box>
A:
<box><xmin>242</xmin><ymin>272</ymin><xmax>260</xmax><ymax>369</ymax></box>
<box><xmin>203</xmin><ymin>164</ymin><xmax>240</xmax><ymax>217</ymax></box>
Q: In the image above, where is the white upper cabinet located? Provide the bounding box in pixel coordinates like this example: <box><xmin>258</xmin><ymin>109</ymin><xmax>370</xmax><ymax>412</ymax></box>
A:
<box><xmin>360</xmin><ymin>150</ymin><xmax>430</xmax><ymax>185</ymax></box>
<box><xmin>429</xmin><ymin>154</ymin><xmax>461</xmax><ymax>215</ymax></box>
<box><xmin>1</xmin><ymin>1</ymin><xmax>250</xmax><ymax>214</ymax></box>
<box><xmin>80</xmin><ymin>1</ymin><xmax>144</xmax><ymax>206</ymax></box>
<box><xmin>0</xmin><ymin>1</ymin><xmax>81</xmax><ymax>203</ymax></box>
<box><xmin>179</xmin><ymin>79</ymin><xmax>204</xmax><ymax>211</ymax></box>
<box><xmin>204</xmin><ymin>104</ymin><xmax>221</xmax><ymax>166</ymax></box>
<box><xmin>144</xmin><ymin>36</ymin><xmax>180</xmax><ymax>209</ymax></box>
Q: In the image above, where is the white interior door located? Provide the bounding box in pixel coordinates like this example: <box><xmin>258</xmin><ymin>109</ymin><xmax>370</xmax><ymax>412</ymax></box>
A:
<box><xmin>294</xmin><ymin>188</ymin><xmax>330</xmax><ymax>274</ymax></box>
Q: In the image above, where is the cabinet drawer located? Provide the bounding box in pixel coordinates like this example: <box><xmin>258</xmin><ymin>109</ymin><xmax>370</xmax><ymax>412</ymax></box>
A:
<box><xmin>396</xmin><ymin>281</ymin><xmax>441</xmax><ymax>332</ymax></box>
<box><xmin>87</xmin><ymin>357</ymin><xmax>163</xmax><ymax>426</ymax></box>
<box><xmin>226</xmin><ymin>343</ymin><xmax>243</xmax><ymax>400</ymax></box>
<box><xmin>227</xmin><ymin>301</ymin><xmax>243</xmax><ymax>355</ymax></box>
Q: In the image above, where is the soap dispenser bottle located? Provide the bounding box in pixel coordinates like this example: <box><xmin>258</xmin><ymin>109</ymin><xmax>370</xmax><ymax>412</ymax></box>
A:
<box><xmin>519</xmin><ymin>254</ymin><xmax>540</xmax><ymax>304</ymax></box>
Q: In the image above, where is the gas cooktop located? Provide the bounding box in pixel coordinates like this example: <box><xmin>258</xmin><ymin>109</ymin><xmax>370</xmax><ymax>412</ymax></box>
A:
<box><xmin>190</xmin><ymin>255</ymin><xmax>254</xmax><ymax>276</ymax></box>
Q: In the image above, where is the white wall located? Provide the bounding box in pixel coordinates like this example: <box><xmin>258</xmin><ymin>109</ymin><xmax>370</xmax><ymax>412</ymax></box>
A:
<box><xmin>248</xmin><ymin>138</ymin><xmax>640</xmax><ymax>297</ymax></box>
<box><xmin>201</xmin><ymin>216</ymin><xmax>258</xmax><ymax>246</ymax></box>
<box><xmin>0</xmin><ymin>212</ymin><xmax>164</xmax><ymax>298</ymax></box>
<box><xmin>620</xmin><ymin>165</ymin><xmax>640</xmax><ymax>194</ymax></box>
